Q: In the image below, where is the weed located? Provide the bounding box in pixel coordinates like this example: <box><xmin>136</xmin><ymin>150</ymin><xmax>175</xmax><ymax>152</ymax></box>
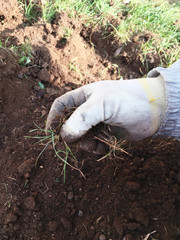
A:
<box><xmin>69</xmin><ymin>59</ymin><xmax>78</xmax><ymax>72</ymax></box>
<box><xmin>10</xmin><ymin>41</ymin><xmax>33</xmax><ymax>66</ymax></box>
<box><xmin>111</xmin><ymin>64</ymin><xmax>122</xmax><ymax>79</ymax></box>
<box><xmin>56</xmin><ymin>27</ymin><xmax>73</xmax><ymax>47</ymax></box>
<box><xmin>0</xmin><ymin>38</ymin><xmax>28</xmax><ymax>63</ymax></box>
<box><xmin>26</xmin><ymin>123</ymin><xmax>85</xmax><ymax>182</ymax></box>
<box><xmin>68</xmin><ymin>58</ymin><xmax>83</xmax><ymax>79</ymax></box>
<box><xmin>63</xmin><ymin>27</ymin><xmax>73</xmax><ymax>39</ymax></box>
<box><xmin>18</xmin><ymin>0</ymin><xmax>39</xmax><ymax>24</ymax></box>
<box><xmin>24</xmin><ymin>180</ymin><xmax>28</xmax><ymax>188</ymax></box>
<box><xmin>41</xmin><ymin>0</ymin><xmax>56</xmax><ymax>23</ymax></box>
<box><xmin>0</xmin><ymin>37</ymin><xmax>10</xmax><ymax>49</ymax></box>
<box><xmin>0</xmin><ymin>37</ymin><xmax>11</xmax><ymax>49</ymax></box>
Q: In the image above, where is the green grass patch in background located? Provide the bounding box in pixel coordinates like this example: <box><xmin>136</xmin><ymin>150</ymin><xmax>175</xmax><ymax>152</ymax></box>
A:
<box><xmin>17</xmin><ymin>0</ymin><xmax>179</xmax><ymax>67</ymax></box>
<box><xmin>18</xmin><ymin>0</ymin><xmax>39</xmax><ymax>24</ymax></box>
<box><xmin>116</xmin><ymin>0</ymin><xmax>180</xmax><ymax>65</ymax></box>
<box><xmin>42</xmin><ymin>0</ymin><xmax>57</xmax><ymax>23</ymax></box>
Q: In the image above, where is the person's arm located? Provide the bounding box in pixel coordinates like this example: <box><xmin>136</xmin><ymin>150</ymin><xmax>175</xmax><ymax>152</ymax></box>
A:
<box><xmin>147</xmin><ymin>59</ymin><xmax>180</xmax><ymax>141</ymax></box>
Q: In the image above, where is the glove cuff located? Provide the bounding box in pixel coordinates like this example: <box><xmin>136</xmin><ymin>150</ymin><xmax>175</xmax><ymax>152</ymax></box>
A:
<box><xmin>148</xmin><ymin>60</ymin><xmax>180</xmax><ymax>140</ymax></box>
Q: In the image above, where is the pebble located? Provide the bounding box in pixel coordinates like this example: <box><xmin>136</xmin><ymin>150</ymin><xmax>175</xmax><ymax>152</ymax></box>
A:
<box><xmin>78</xmin><ymin>210</ymin><xmax>83</xmax><ymax>217</ymax></box>
<box><xmin>24</xmin><ymin>196</ymin><xmax>36</xmax><ymax>210</ymax></box>
<box><xmin>46</xmin><ymin>87</ymin><xmax>61</xmax><ymax>96</ymax></box>
<box><xmin>67</xmin><ymin>191</ymin><xmax>74</xmax><ymax>200</ymax></box>
<box><xmin>114</xmin><ymin>46</ymin><xmax>123</xmax><ymax>57</ymax></box>
<box><xmin>24</xmin><ymin>173</ymin><xmax>30</xmax><ymax>179</ymax></box>
<box><xmin>42</xmin><ymin>62</ymin><xmax>48</xmax><ymax>68</ymax></box>
<box><xmin>18</xmin><ymin>73</ymin><xmax>24</xmax><ymax>79</ymax></box>
<box><xmin>99</xmin><ymin>234</ymin><xmax>106</xmax><ymax>240</ymax></box>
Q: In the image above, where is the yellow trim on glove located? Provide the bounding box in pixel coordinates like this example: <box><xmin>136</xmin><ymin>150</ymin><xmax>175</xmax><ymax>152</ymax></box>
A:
<box><xmin>138</xmin><ymin>78</ymin><xmax>158</xmax><ymax>135</ymax></box>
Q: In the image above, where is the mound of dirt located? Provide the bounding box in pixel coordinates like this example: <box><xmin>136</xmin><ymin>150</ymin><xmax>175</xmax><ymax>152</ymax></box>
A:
<box><xmin>0</xmin><ymin>0</ymin><xmax>23</xmax><ymax>29</ymax></box>
<box><xmin>0</xmin><ymin>1</ymin><xmax>180</xmax><ymax>240</ymax></box>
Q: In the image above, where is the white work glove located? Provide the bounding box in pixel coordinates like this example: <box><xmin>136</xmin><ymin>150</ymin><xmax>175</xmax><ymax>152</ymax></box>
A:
<box><xmin>45</xmin><ymin>77</ymin><xmax>166</xmax><ymax>142</ymax></box>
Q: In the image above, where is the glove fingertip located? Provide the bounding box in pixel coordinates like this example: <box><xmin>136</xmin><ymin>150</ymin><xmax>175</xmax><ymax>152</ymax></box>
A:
<box><xmin>60</xmin><ymin>124</ymin><xmax>83</xmax><ymax>143</ymax></box>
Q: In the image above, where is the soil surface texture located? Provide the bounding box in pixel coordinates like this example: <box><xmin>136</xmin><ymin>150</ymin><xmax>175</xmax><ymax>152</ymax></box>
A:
<box><xmin>0</xmin><ymin>1</ymin><xmax>180</xmax><ymax>240</ymax></box>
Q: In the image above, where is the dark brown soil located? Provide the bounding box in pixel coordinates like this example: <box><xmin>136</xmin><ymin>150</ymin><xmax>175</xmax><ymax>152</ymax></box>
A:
<box><xmin>0</xmin><ymin>1</ymin><xmax>180</xmax><ymax>240</ymax></box>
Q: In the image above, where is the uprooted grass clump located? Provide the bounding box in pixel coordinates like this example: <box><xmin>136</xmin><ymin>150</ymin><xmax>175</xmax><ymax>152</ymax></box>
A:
<box><xmin>26</xmin><ymin>106</ymin><xmax>80</xmax><ymax>182</ymax></box>
<box><xmin>94</xmin><ymin>125</ymin><xmax>131</xmax><ymax>162</ymax></box>
<box><xmin>26</xmin><ymin>123</ymin><xmax>85</xmax><ymax>182</ymax></box>
<box><xmin>26</xmin><ymin>117</ymin><xmax>131</xmax><ymax>182</ymax></box>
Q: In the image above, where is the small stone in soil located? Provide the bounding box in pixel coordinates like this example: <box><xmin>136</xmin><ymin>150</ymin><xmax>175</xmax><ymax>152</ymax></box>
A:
<box><xmin>24</xmin><ymin>173</ymin><xmax>30</xmax><ymax>179</ymax></box>
<box><xmin>67</xmin><ymin>191</ymin><xmax>74</xmax><ymax>200</ymax></box>
<box><xmin>78</xmin><ymin>210</ymin><xmax>83</xmax><ymax>217</ymax></box>
<box><xmin>99</xmin><ymin>234</ymin><xmax>106</xmax><ymax>240</ymax></box>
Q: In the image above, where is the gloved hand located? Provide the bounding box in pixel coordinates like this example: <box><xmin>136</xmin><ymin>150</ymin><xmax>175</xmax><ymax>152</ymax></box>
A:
<box><xmin>45</xmin><ymin>76</ymin><xmax>166</xmax><ymax>143</ymax></box>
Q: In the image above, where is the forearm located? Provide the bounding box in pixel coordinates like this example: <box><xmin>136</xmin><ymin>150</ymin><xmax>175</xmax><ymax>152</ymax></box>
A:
<box><xmin>148</xmin><ymin>60</ymin><xmax>180</xmax><ymax>140</ymax></box>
